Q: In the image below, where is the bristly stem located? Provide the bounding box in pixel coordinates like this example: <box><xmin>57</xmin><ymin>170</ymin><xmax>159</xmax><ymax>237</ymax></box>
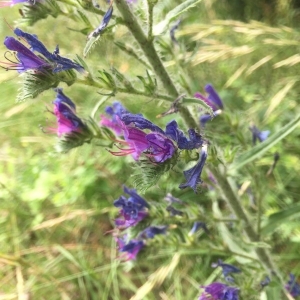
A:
<box><xmin>114</xmin><ymin>0</ymin><xmax>199</xmax><ymax>131</ymax></box>
<box><xmin>209</xmin><ymin>167</ymin><xmax>289</xmax><ymax>295</ymax></box>
<box><xmin>146</xmin><ymin>0</ymin><xmax>154</xmax><ymax>42</ymax></box>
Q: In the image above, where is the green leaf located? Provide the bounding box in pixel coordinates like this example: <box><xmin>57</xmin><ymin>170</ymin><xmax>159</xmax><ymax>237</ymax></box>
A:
<box><xmin>228</xmin><ymin>114</ymin><xmax>300</xmax><ymax>172</ymax></box>
<box><xmin>83</xmin><ymin>35</ymin><xmax>101</xmax><ymax>58</ymax></box>
<box><xmin>261</xmin><ymin>203</ymin><xmax>300</xmax><ymax>235</ymax></box>
<box><xmin>153</xmin><ymin>0</ymin><xmax>203</xmax><ymax>36</ymax></box>
<box><xmin>181</xmin><ymin>97</ymin><xmax>213</xmax><ymax>114</ymax></box>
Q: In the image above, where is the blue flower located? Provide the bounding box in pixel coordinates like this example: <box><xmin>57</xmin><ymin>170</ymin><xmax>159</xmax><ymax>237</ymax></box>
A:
<box><xmin>286</xmin><ymin>274</ymin><xmax>300</xmax><ymax>298</ymax></box>
<box><xmin>139</xmin><ymin>226</ymin><xmax>168</xmax><ymax>239</ymax></box>
<box><xmin>114</xmin><ymin>186</ymin><xmax>149</xmax><ymax>229</ymax></box>
<box><xmin>165</xmin><ymin>120</ymin><xmax>203</xmax><ymax>150</ymax></box>
<box><xmin>249</xmin><ymin>125</ymin><xmax>270</xmax><ymax>145</ymax></box>
<box><xmin>189</xmin><ymin>222</ymin><xmax>209</xmax><ymax>235</ymax></box>
<box><xmin>88</xmin><ymin>5</ymin><xmax>113</xmax><ymax>38</ymax></box>
<box><xmin>212</xmin><ymin>259</ymin><xmax>241</xmax><ymax>281</ymax></box>
<box><xmin>13</xmin><ymin>28</ymin><xmax>84</xmax><ymax>73</ymax></box>
<box><xmin>179</xmin><ymin>144</ymin><xmax>208</xmax><ymax>192</ymax></box>
<box><xmin>199</xmin><ymin>282</ymin><xmax>239</xmax><ymax>300</ymax></box>
<box><xmin>195</xmin><ymin>84</ymin><xmax>223</xmax><ymax>127</ymax></box>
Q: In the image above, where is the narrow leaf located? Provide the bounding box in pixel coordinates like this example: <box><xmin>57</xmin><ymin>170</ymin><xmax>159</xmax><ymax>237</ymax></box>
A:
<box><xmin>229</xmin><ymin>114</ymin><xmax>300</xmax><ymax>172</ymax></box>
<box><xmin>153</xmin><ymin>0</ymin><xmax>203</xmax><ymax>36</ymax></box>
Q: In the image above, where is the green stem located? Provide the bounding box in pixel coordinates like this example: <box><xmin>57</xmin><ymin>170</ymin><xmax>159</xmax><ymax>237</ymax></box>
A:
<box><xmin>147</xmin><ymin>0</ymin><xmax>154</xmax><ymax>41</ymax></box>
<box><xmin>114</xmin><ymin>0</ymin><xmax>199</xmax><ymax>130</ymax></box>
<box><xmin>209</xmin><ymin>167</ymin><xmax>283</xmax><ymax>281</ymax></box>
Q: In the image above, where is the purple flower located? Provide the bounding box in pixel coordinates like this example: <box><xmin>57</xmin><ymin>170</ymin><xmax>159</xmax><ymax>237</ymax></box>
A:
<box><xmin>116</xmin><ymin>238</ymin><xmax>144</xmax><ymax>261</ymax></box>
<box><xmin>165</xmin><ymin>120</ymin><xmax>203</xmax><ymax>150</ymax></box>
<box><xmin>212</xmin><ymin>259</ymin><xmax>241</xmax><ymax>281</ymax></box>
<box><xmin>100</xmin><ymin>102</ymin><xmax>128</xmax><ymax>136</ymax></box>
<box><xmin>2</xmin><ymin>36</ymin><xmax>49</xmax><ymax>72</ymax></box>
<box><xmin>51</xmin><ymin>88</ymin><xmax>86</xmax><ymax>137</ymax></box>
<box><xmin>199</xmin><ymin>282</ymin><xmax>239</xmax><ymax>300</ymax></box>
<box><xmin>0</xmin><ymin>0</ymin><xmax>37</xmax><ymax>7</ymax></box>
<box><xmin>195</xmin><ymin>84</ymin><xmax>223</xmax><ymax>111</ymax></box>
<box><xmin>249</xmin><ymin>125</ymin><xmax>270</xmax><ymax>145</ymax></box>
<box><xmin>139</xmin><ymin>226</ymin><xmax>168</xmax><ymax>239</ymax></box>
<box><xmin>195</xmin><ymin>84</ymin><xmax>223</xmax><ymax>127</ymax></box>
<box><xmin>179</xmin><ymin>144</ymin><xmax>208</xmax><ymax>192</ymax></box>
<box><xmin>13</xmin><ymin>28</ymin><xmax>84</xmax><ymax>73</ymax></box>
<box><xmin>286</xmin><ymin>274</ymin><xmax>300</xmax><ymax>298</ymax></box>
<box><xmin>114</xmin><ymin>186</ymin><xmax>149</xmax><ymax>229</ymax></box>
<box><xmin>189</xmin><ymin>222</ymin><xmax>209</xmax><ymax>235</ymax></box>
<box><xmin>101</xmin><ymin>103</ymin><xmax>177</xmax><ymax>162</ymax></box>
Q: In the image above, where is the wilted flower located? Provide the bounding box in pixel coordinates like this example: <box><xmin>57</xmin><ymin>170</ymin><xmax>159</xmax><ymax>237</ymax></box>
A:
<box><xmin>166</xmin><ymin>205</ymin><xmax>184</xmax><ymax>217</ymax></box>
<box><xmin>12</xmin><ymin>28</ymin><xmax>84</xmax><ymax>73</ymax></box>
<box><xmin>2</xmin><ymin>36</ymin><xmax>49</xmax><ymax>72</ymax></box>
<box><xmin>0</xmin><ymin>0</ymin><xmax>37</xmax><ymax>7</ymax></box>
<box><xmin>249</xmin><ymin>125</ymin><xmax>270</xmax><ymax>145</ymax></box>
<box><xmin>116</xmin><ymin>237</ymin><xmax>144</xmax><ymax>261</ymax></box>
<box><xmin>195</xmin><ymin>84</ymin><xmax>223</xmax><ymax>127</ymax></box>
<box><xmin>212</xmin><ymin>259</ymin><xmax>241</xmax><ymax>281</ymax></box>
<box><xmin>179</xmin><ymin>143</ymin><xmax>208</xmax><ymax>192</ymax></box>
<box><xmin>170</xmin><ymin>19</ymin><xmax>181</xmax><ymax>44</ymax></box>
<box><xmin>138</xmin><ymin>226</ymin><xmax>168</xmax><ymax>239</ymax></box>
<box><xmin>199</xmin><ymin>282</ymin><xmax>239</xmax><ymax>300</ymax></box>
<box><xmin>88</xmin><ymin>4</ymin><xmax>113</xmax><ymax>39</ymax></box>
<box><xmin>286</xmin><ymin>274</ymin><xmax>300</xmax><ymax>298</ymax></box>
<box><xmin>260</xmin><ymin>276</ymin><xmax>271</xmax><ymax>288</ymax></box>
<box><xmin>114</xmin><ymin>186</ymin><xmax>149</xmax><ymax>229</ymax></box>
<box><xmin>189</xmin><ymin>222</ymin><xmax>209</xmax><ymax>236</ymax></box>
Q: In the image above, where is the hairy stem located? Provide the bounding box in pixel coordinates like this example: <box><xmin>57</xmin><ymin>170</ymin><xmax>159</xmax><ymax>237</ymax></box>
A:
<box><xmin>114</xmin><ymin>0</ymin><xmax>199</xmax><ymax>130</ymax></box>
<box><xmin>209</xmin><ymin>167</ymin><xmax>286</xmax><ymax>286</ymax></box>
<box><xmin>146</xmin><ymin>0</ymin><xmax>154</xmax><ymax>41</ymax></box>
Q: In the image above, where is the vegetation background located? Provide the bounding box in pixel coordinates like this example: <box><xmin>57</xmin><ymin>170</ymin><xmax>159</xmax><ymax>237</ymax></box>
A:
<box><xmin>0</xmin><ymin>0</ymin><xmax>299</xmax><ymax>299</ymax></box>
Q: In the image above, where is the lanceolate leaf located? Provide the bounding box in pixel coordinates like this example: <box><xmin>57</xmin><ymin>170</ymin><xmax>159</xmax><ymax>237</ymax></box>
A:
<box><xmin>229</xmin><ymin>114</ymin><xmax>300</xmax><ymax>172</ymax></box>
<box><xmin>153</xmin><ymin>0</ymin><xmax>203</xmax><ymax>36</ymax></box>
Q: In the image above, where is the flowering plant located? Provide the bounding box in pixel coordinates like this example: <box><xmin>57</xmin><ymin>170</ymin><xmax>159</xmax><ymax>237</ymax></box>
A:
<box><xmin>1</xmin><ymin>0</ymin><xmax>300</xmax><ymax>299</ymax></box>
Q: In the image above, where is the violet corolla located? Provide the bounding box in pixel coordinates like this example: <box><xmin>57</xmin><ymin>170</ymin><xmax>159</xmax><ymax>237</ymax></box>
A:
<box><xmin>286</xmin><ymin>274</ymin><xmax>300</xmax><ymax>298</ymax></box>
<box><xmin>4</xmin><ymin>28</ymin><xmax>84</xmax><ymax>73</ymax></box>
<box><xmin>116</xmin><ymin>237</ymin><xmax>145</xmax><ymax>261</ymax></box>
<box><xmin>195</xmin><ymin>84</ymin><xmax>223</xmax><ymax>127</ymax></box>
<box><xmin>2</xmin><ymin>36</ymin><xmax>49</xmax><ymax>72</ymax></box>
<box><xmin>114</xmin><ymin>186</ymin><xmax>149</xmax><ymax>229</ymax></box>
<box><xmin>199</xmin><ymin>282</ymin><xmax>239</xmax><ymax>300</ymax></box>
<box><xmin>249</xmin><ymin>125</ymin><xmax>270</xmax><ymax>145</ymax></box>
<box><xmin>212</xmin><ymin>259</ymin><xmax>241</xmax><ymax>282</ymax></box>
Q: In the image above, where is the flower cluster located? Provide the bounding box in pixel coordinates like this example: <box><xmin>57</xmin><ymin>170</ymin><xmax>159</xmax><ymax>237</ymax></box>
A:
<box><xmin>100</xmin><ymin>102</ymin><xmax>207</xmax><ymax>191</ymax></box>
<box><xmin>113</xmin><ymin>186</ymin><xmax>168</xmax><ymax>261</ymax></box>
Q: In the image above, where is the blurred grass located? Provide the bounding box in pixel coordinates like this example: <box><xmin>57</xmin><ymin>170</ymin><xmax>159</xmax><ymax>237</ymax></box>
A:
<box><xmin>0</xmin><ymin>0</ymin><xmax>299</xmax><ymax>299</ymax></box>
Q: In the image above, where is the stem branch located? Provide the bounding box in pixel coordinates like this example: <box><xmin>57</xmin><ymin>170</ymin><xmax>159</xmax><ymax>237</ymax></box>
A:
<box><xmin>115</xmin><ymin>0</ymin><xmax>199</xmax><ymax>130</ymax></box>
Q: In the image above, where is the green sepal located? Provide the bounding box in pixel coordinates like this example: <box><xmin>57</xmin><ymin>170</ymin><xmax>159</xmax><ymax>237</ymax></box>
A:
<box><xmin>17</xmin><ymin>69</ymin><xmax>77</xmax><ymax>102</ymax></box>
